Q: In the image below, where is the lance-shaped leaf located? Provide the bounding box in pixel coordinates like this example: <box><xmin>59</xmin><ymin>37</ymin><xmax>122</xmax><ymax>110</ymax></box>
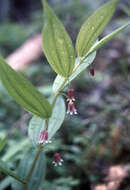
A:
<box><xmin>76</xmin><ymin>0</ymin><xmax>118</xmax><ymax>57</ymax></box>
<box><xmin>0</xmin><ymin>56</ymin><xmax>52</xmax><ymax>119</ymax></box>
<box><xmin>42</xmin><ymin>0</ymin><xmax>75</xmax><ymax>77</ymax></box>
<box><xmin>53</xmin><ymin>51</ymin><xmax>96</xmax><ymax>93</ymax></box>
<box><xmin>2</xmin><ymin>139</ymin><xmax>29</xmax><ymax>162</ymax></box>
<box><xmin>28</xmin><ymin>96</ymin><xmax>66</xmax><ymax>146</ymax></box>
<box><xmin>85</xmin><ymin>22</ymin><xmax>130</xmax><ymax>58</ymax></box>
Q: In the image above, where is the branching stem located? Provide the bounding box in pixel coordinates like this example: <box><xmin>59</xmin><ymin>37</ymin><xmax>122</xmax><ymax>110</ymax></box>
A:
<box><xmin>23</xmin><ymin>77</ymin><xmax>68</xmax><ymax>189</ymax></box>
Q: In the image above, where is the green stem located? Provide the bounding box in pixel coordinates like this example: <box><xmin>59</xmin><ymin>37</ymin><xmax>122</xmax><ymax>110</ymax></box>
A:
<box><xmin>23</xmin><ymin>78</ymin><xmax>68</xmax><ymax>189</ymax></box>
<box><xmin>0</xmin><ymin>164</ymin><xmax>26</xmax><ymax>184</ymax></box>
<box><xmin>51</xmin><ymin>78</ymin><xmax>68</xmax><ymax>108</ymax></box>
<box><xmin>71</xmin><ymin>58</ymin><xmax>82</xmax><ymax>75</ymax></box>
<box><xmin>23</xmin><ymin>144</ymin><xmax>43</xmax><ymax>190</ymax></box>
<box><xmin>26</xmin><ymin>146</ymin><xmax>42</xmax><ymax>181</ymax></box>
<box><xmin>45</xmin><ymin>119</ymin><xmax>49</xmax><ymax>130</ymax></box>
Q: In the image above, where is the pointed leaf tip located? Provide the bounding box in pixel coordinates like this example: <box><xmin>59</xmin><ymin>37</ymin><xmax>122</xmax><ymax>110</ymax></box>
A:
<box><xmin>42</xmin><ymin>0</ymin><xmax>75</xmax><ymax>77</ymax></box>
<box><xmin>76</xmin><ymin>0</ymin><xmax>118</xmax><ymax>57</ymax></box>
<box><xmin>0</xmin><ymin>56</ymin><xmax>52</xmax><ymax>119</ymax></box>
<box><xmin>86</xmin><ymin>22</ymin><xmax>130</xmax><ymax>57</ymax></box>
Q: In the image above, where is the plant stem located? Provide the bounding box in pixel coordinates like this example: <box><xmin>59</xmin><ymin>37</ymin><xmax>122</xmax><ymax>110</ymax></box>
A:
<box><xmin>23</xmin><ymin>144</ymin><xmax>43</xmax><ymax>190</ymax></box>
<box><xmin>45</xmin><ymin>119</ymin><xmax>49</xmax><ymax>130</ymax></box>
<box><xmin>71</xmin><ymin>58</ymin><xmax>82</xmax><ymax>75</ymax></box>
<box><xmin>0</xmin><ymin>164</ymin><xmax>26</xmax><ymax>184</ymax></box>
<box><xmin>23</xmin><ymin>78</ymin><xmax>68</xmax><ymax>189</ymax></box>
<box><xmin>23</xmin><ymin>119</ymin><xmax>49</xmax><ymax>189</ymax></box>
<box><xmin>51</xmin><ymin>78</ymin><xmax>68</xmax><ymax>108</ymax></box>
<box><xmin>27</xmin><ymin>146</ymin><xmax>42</xmax><ymax>181</ymax></box>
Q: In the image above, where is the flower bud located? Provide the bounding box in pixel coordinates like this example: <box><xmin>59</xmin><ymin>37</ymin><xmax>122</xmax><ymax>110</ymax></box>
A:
<box><xmin>67</xmin><ymin>101</ymin><xmax>77</xmax><ymax>115</ymax></box>
<box><xmin>89</xmin><ymin>67</ymin><xmax>95</xmax><ymax>76</ymax></box>
<box><xmin>67</xmin><ymin>88</ymin><xmax>75</xmax><ymax>102</ymax></box>
<box><xmin>38</xmin><ymin>130</ymin><xmax>51</xmax><ymax>144</ymax></box>
<box><xmin>52</xmin><ymin>153</ymin><xmax>63</xmax><ymax>166</ymax></box>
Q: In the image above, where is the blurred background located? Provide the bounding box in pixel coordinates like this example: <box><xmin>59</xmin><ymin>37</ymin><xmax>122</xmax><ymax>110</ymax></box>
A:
<box><xmin>0</xmin><ymin>0</ymin><xmax>130</xmax><ymax>189</ymax></box>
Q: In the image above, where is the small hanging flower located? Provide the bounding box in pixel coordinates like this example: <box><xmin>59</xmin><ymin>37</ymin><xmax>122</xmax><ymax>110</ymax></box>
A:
<box><xmin>89</xmin><ymin>67</ymin><xmax>95</xmax><ymax>76</ymax></box>
<box><xmin>38</xmin><ymin>130</ymin><xmax>51</xmax><ymax>144</ymax></box>
<box><xmin>67</xmin><ymin>101</ymin><xmax>77</xmax><ymax>115</ymax></box>
<box><xmin>52</xmin><ymin>153</ymin><xmax>63</xmax><ymax>166</ymax></box>
<box><xmin>67</xmin><ymin>88</ymin><xmax>75</xmax><ymax>102</ymax></box>
<box><xmin>66</xmin><ymin>88</ymin><xmax>77</xmax><ymax>115</ymax></box>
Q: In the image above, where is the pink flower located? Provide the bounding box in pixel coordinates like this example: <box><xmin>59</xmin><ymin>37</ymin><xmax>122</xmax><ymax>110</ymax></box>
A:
<box><xmin>38</xmin><ymin>130</ymin><xmax>51</xmax><ymax>144</ymax></box>
<box><xmin>89</xmin><ymin>67</ymin><xmax>95</xmax><ymax>76</ymax></box>
<box><xmin>52</xmin><ymin>153</ymin><xmax>63</xmax><ymax>166</ymax></box>
<box><xmin>67</xmin><ymin>88</ymin><xmax>75</xmax><ymax>102</ymax></box>
<box><xmin>67</xmin><ymin>101</ymin><xmax>77</xmax><ymax>115</ymax></box>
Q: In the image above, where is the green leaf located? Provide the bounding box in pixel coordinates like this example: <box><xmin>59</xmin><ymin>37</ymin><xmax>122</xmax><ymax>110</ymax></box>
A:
<box><xmin>76</xmin><ymin>0</ymin><xmax>118</xmax><ymax>57</ymax></box>
<box><xmin>28</xmin><ymin>96</ymin><xmax>66</xmax><ymax>146</ymax></box>
<box><xmin>53</xmin><ymin>51</ymin><xmax>96</xmax><ymax>93</ymax></box>
<box><xmin>121</xmin><ymin>5</ymin><xmax>130</xmax><ymax>16</ymax></box>
<box><xmin>0</xmin><ymin>160</ymin><xmax>26</xmax><ymax>184</ymax></box>
<box><xmin>0</xmin><ymin>177</ymin><xmax>13</xmax><ymax>190</ymax></box>
<box><xmin>0</xmin><ymin>56</ymin><xmax>52</xmax><ymax>119</ymax></box>
<box><xmin>11</xmin><ymin>149</ymin><xmax>46</xmax><ymax>190</ymax></box>
<box><xmin>0</xmin><ymin>137</ymin><xmax>6</xmax><ymax>152</ymax></box>
<box><xmin>86</xmin><ymin>22</ymin><xmax>130</xmax><ymax>57</ymax></box>
<box><xmin>42</xmin><ymin>0</ymin><xmax>75</xmax><ymax>77</ymax></box>
<box><xmin>2</xmin><ymin>139</ymin><xmax>29</xmax><ymax>162</ymax></box>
